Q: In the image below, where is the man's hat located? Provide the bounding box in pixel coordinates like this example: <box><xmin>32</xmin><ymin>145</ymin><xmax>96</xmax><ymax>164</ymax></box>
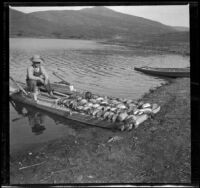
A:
<box><xmin>30</xmin><ymin>55</ymin><xmax>44</xmax><ymax>64</ymax></box>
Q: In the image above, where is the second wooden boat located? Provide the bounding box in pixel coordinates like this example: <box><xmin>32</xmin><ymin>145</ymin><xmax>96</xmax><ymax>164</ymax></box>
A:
<box><xmin>134</xmin><ymin>66</ymin><xmax>190</xmax><ymax>78</ymax></box>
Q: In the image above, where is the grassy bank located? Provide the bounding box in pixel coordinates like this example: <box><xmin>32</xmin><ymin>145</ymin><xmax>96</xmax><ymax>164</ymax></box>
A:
<box><xmin>10</xmin><ymin>78</ymin><xmax>190</xmax><ymax>184</ymax></box>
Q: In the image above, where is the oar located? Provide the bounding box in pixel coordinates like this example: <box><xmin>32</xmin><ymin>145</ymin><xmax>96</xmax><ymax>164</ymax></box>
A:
<box><xmin>52</xmin><ymin>71</ymin><xmax>70</xmax><ymax>86</ymax></box>
<box><xmin>9</xmin><ymin>76</ymin><xmax>28</xmax><ymax>95</ymax></box>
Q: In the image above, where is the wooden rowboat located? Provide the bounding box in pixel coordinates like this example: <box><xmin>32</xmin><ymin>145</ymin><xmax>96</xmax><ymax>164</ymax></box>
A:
<box><xmin>134</xmin><ymin>66</ymin><xmax>190</xmax><ymax>78</ymax></box>
<box><xmin>10</xmin><ymin>85</ymin><xmax>122</xmax><ymax>130</ymax></box>
<box><xmin>10</xmin><ymin>80</ymin><xmax>160</xmax><ymax>131</ymax></box>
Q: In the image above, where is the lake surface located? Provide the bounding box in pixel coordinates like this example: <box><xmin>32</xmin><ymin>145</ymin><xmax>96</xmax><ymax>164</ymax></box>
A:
<box><xmin>9</xmin><ymin>38</ymin><xmax>190</xmax><ymax>153</ymax></box>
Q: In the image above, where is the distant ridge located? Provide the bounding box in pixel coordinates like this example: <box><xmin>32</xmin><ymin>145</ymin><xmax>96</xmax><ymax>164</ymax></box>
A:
<box><xmin>173</xmin><ymin>26</ymin><xmax>189</xmax><ymax>32</ymax></box>
<box><xmin>10</xmin><ymin>6</ymin><xmax>180</xmax><ymax>40</ymax></box>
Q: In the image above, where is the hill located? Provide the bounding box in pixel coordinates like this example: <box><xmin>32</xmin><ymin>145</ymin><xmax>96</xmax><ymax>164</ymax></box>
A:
<box><xmin>10</xmin><ymin>7</ymin><xmax>177</xmax><ymax>40</ymax></box>
<box><xmin>9</xmin><ymin>9</ymin><xmax>64</xmax><ymax>38</ymax></box>
<box><xmin>9</xmin><ymin>7</ymin><xmax>189</xmax><ymax>55</ymax></box>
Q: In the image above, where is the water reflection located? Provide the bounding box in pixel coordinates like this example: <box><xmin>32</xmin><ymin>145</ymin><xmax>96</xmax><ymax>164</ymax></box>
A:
<box><xmin>10</xmin><ymin>99</ymin><xmax>46</xmax><ymax>135</ymax></box>
<box><xmin>10</xmin><ymin>98</ymin><xmax>95</xmax><ymax>137</ymax></box>
<box><xmin>10</xmin><ymin>97</ymin><xmax>117</xmax><ymax>153</ymax></box>
<box><xmin>28</xmin><ymin>113</ymin><xmax>46</xmax><ymax>135</ymax></box>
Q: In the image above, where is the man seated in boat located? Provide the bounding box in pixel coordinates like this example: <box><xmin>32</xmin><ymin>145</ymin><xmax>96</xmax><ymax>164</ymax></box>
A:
<box><xmin>26</xmin><ymin>55</ymin><xmax>54</xmax><ymax>100</ymax></box>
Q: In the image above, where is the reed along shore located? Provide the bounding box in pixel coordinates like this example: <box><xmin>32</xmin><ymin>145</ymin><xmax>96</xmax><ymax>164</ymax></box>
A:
<box><xmin>10</xmin><ymin>78</ymin><xmax>190</xmax><ymax>183</ymax></box>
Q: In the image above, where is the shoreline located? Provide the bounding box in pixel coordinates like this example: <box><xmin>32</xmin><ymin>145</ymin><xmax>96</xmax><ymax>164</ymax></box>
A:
<box><xmin>99</xmin><ymin>41</ymin><xmax>190</xmax><ymax>57</ymax></box>
<box><xmin>10</xmin><ymin>78</ymin><xmax>190</xmax><ymax>183</ymax></box>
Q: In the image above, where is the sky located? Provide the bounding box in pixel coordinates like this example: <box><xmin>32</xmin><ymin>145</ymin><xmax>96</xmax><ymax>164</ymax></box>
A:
<box><xmin>10</xmin><ymin>5</ymin><xmax>189</xmax><ymax>27</ymax></box>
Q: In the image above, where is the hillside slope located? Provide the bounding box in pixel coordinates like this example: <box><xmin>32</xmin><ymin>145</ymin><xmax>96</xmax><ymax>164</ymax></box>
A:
<box><xmin>10</xmin><ymin>7</ymin><xmax>177</xmax><ymax>40</ymax></box>
<box><xmin>9</xmin><ymin>9</ymin><xmax>64</xmax><ymax>37</ymax></box>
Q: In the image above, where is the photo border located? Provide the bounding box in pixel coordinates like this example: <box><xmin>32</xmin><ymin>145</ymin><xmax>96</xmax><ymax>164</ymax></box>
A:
<box><xmin>2</xmin><ymin>0</ymin><xmax>199</xmax><ymax>186</ymax></box>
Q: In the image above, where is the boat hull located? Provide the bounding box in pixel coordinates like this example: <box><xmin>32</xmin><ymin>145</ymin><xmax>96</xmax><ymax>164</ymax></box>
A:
<box><xmin>134</xmin><ymin>67</ymin><xmax>190</xmax><ymax>78</ymax></box>
<box><xmin>10</xmin><ymin>81</ymin><xmax>159</xmax><ymax>131</ymax></box>
<box><xmin>10</xmin><ymin>91</ymin><xmax>121</xmax><ymax>130</ymax></box>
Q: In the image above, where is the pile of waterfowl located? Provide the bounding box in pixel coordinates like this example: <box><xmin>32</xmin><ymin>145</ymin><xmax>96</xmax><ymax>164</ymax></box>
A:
<box><xmin>56</xmin><ymin>92</ymin><xmax>160</xmax><ymax>131</ymax></box>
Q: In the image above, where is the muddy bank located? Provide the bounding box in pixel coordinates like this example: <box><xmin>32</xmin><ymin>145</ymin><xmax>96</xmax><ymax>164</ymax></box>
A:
<box><xmin>10</xmin><ymin>78</ymin><xmax>190</xmax><ymax>184</ymax></box>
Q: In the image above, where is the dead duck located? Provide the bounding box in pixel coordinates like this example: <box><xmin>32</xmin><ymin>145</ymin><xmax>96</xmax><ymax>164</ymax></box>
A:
<box><xmin>117</xmin><ymin>112</ymin><xmax>129</xmax><ymax>122</ymax></box>
<box><xmin>85</xmin><ymin>102</ymin><xmax>93</xmax><ymax>108</ymax></box>
<box><xmin>92</xmin><ymin>110</ymin><xmax>99</xmax><ymax>117</ymax></box>
<box><xmin>79</xmin><ymin>99</ymin><xmax>88</xmax><ymax>106</ymax></box>
<box><xmin>142</xmin><ymin>103</ymin><xmax>151</xmax><ymax>108</ymax></box>
<box><xmin>103</xmin><ymin>111</ymin><xmax>111</xmax><ymax>120</ymax></box>
<box><xmin>83</xmin><ymin>106</ymin><xmax>90</xmax><ymax>111</ymax></box>
<box><xmin>96</xmin><ymin>110</ymin><xmax>104</xmax><ymax>118</ymax></box>
<box><xmin>126</xmin><ymin>115</ymin><xmax>137</xmax><ymax>123</ymax></box>
<box><xmin>137</xmin><ymin>101</ymin><xmax>145</xmax><ymax>109</ymax></box>
<box><xmin>128</xmin><ymin>103</ymin><xmax>137</xmax><ymax>108</ymax></box>
<box><xmin>96</xmin><ymin>97</ymin><xmax>104</xmax><ymax>102</ymax></box>
<box><xmin>76</xmin><ymin>106</ymin><xmax>84</xmax><ymax>112</ymax></box>
<box><xmin>112</xmin><ymin>113</ymin><xmax>118</xmax><ymax>123</ymax></box>
<box><xmin>73</xmin><ymin>101</ymin><xmax>79</xmax><ymax>110</ymax></box>
<box><xmin>110</xmin><ymin>107</ymin><xmax>117</xmax><ymax>112</ymax></box>
<box><xmin>126</xmin><ymin>99</ymin><xmax>133</xmax><ymax>105</ymax></box>
<box><xmin>107</xmin><ymin>112</ymin><xmax>115</xmax><ymax>121</ymax></box>
<box><xmin>127</xmin><ymin>105</ymin><xmax>137</xmax><ymax>114</ymax></box>
<box><xmin>120</xmin><ymin>124</ymin><xmax>125</xmax><ymax>131</ymax></box>
<box><xmin>110</xmin><ymin>99</ymin><xmax>120</xmax><ymax>105</ymax></box>
<box><xmin>103</xmin><ymin>106</ymin><xmax>111</xmax><ymax>112</ymax></box>
<box><xmin>77</xmin><ymin>96</ymin><xmax>82</xmax><ymax>101</ymax></box>
<box><xmin>96</xmin><ymin>106</ymin><xmax>104</xmax><ymax>111</ymax></box>
<box><xmin>89</xmin><ymin>99</ymin><xmax>97</xmax><ymax>103</ymax></box>
<box><xmin>116</xmin><ymin>103</ymin><xmax>126</xmax><ymax>110</ymax></box>
<box><xmin>138</xmin><ymin>108</ymin><xmax>152</xmax><ymax>114</ymax></box>
<box><xmin>64</xmin><ymin>100</ymin><xmax>71</xmax><ymax>108</ymax></box>
<box><xmin>151</xmin><ymin>104</ymin><xmax>160</xmax><ymax>114</ymax></box>
<box><xmin>126</xmin><ymin>123</ymin><xmax>134</xmax><ymax>131</ymax></box>
<box><xmin>93</xmin><ymin>104</ymin><xmax>100</xmax><ymax>108</ymax></box>
<box><xmin>100</xmin><ymin>101</ymin><xmax>109</xmax><ymax>106</ymax></box>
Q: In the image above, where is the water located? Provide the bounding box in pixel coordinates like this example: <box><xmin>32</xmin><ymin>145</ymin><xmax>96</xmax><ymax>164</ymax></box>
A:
<box><xmin>9</xmin><ymin>38</ymin><xmax>190</xmax><ymax>153</ymax></box>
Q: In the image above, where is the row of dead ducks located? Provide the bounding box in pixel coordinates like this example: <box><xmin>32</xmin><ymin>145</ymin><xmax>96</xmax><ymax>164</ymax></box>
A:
<box><xmin>56</xmin><ymin>94</ymin><xmax>159</xmax><ymax>131</ymax></box>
